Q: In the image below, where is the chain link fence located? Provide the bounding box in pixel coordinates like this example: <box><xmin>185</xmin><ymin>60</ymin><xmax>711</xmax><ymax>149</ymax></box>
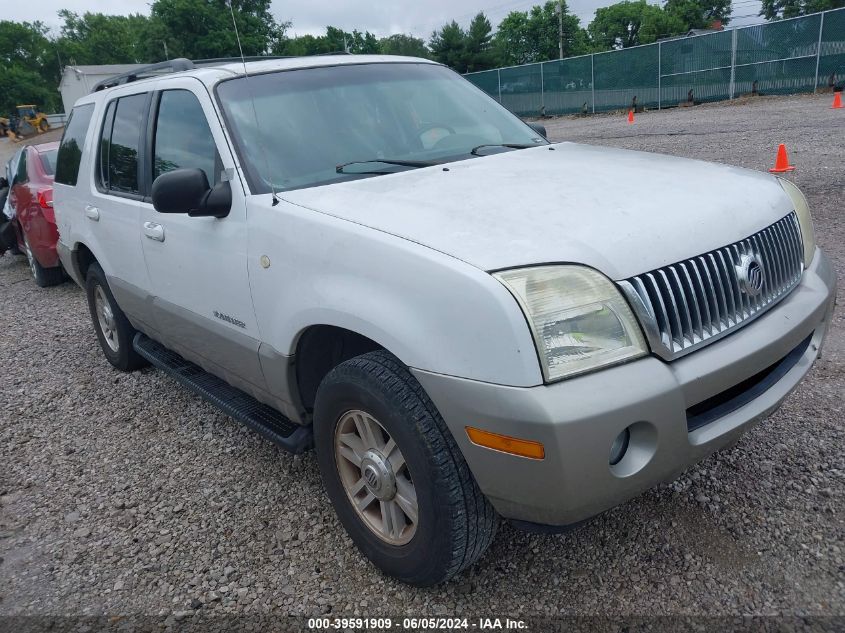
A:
<box><xmin>465</xmin><ymin>8</ymin><xmax>845</xmax><ymax>117</ymax></box>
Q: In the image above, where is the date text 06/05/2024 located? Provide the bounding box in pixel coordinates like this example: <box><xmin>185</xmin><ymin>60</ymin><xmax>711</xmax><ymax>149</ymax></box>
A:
<box><xmin>307</xmin><ymin>617</ymin><xmax>528</xmax><ymax>630</ymax></box>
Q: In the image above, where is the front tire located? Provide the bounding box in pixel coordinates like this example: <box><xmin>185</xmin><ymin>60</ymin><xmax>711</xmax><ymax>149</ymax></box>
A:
<box><xmin>23</xmin><ymin>234</ymin><xmax>63</xmax><ymax>287</ymax></box>
<box><xmin>85</xmin><ymin>262</ymin><xmax>147</xmax><ymax>371</ymax></box>
<box><xmin>314</xmin><ymin>351</ymin><xmax>497</xmax><ymax>586</ymax></box>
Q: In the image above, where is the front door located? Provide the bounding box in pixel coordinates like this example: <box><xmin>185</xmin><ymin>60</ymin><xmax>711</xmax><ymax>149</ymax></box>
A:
<box><xmin>138</xmin><ymin>78</ymin><xmax>267</xmax><ymax>396</ymax></box>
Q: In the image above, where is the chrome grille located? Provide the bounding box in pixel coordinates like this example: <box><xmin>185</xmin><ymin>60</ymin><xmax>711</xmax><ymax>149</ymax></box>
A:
<box><xmin>619</xmin><ymin>213</ymin><xmax>804</xmax><ymax>360</ymax></box>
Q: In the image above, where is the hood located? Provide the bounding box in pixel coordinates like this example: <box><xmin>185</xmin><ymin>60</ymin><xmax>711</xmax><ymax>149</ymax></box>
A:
<box><xmin>280</xmin><ymin>143</ymin><xmax>793</xmax><ymax>280</ymax></box>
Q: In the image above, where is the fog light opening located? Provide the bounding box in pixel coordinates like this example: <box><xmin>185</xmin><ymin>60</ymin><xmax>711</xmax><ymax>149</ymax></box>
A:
<box><xmin>609</xmin><ymin>428</ymin><xmax>631</xmax><ymax>466</ymax></box>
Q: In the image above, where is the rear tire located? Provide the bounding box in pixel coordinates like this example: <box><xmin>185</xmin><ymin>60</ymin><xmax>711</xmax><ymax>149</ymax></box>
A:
<box><xmin>314</xmin><ymin>350</ymin><xmax>497</xmax><ymax>586</ymax></box>
<box><xmin>23</xmin><ymin>234</ymin><xmax>63</xmax><ymax>287</ymax></box>
<box><xmin>85</xmin><ymin>262</ymin><xmax>147</xmax><ymax>371</ymax></box>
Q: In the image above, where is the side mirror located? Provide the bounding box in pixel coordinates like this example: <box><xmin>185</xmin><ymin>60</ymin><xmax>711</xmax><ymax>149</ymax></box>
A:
<box><xmin>528</xmin><ymin>122</ymin><xmax>547</xmax><ymax>139</ymax></box>
<box><xmin>151</xmin><ymin>168</ymin><xmax>231</xmax><ymax>218</ymax></box>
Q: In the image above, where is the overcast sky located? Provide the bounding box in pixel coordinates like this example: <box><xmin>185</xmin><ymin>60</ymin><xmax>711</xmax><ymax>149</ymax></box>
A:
<box><xmin>7</xmin><ymin>0</ymin><xmax>765</xmax><ymax>40</ymax></box>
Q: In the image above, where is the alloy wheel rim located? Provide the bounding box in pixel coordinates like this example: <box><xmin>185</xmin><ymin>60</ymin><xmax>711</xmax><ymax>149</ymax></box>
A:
<box><xmin>334</xmin><ymin>409</ymin><xmax>418</xmax><ymax>545</ymax></box>
<box><xmin>94</xmin><ymin>285</ymin><xmax>119</xmax><ymax>353</ymax></box>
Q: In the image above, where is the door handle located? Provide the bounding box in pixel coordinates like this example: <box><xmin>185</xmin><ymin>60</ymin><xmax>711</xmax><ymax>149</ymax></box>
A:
<box><xmin>84</xmin><ymin>205</ymin><xmax>99</xmax><ymax>221</ymax></box>
<box><xmin>143</xmin><ymin>222</ymin><xmax>165</xmax><ymax>242</ymax></box>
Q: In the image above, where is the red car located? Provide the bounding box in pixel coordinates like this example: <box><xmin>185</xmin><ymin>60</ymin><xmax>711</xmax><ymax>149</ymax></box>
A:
<box><xmin>6</xmin><ymin>141</ymin><xmax>64</xmax><ymax>287</ymax></box>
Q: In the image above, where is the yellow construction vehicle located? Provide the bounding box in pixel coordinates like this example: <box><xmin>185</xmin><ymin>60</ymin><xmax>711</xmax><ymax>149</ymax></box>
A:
<box><xmin>15</xmin><ymin>105</ymin><xmax>51</xmax><ymax>136</ymax></box>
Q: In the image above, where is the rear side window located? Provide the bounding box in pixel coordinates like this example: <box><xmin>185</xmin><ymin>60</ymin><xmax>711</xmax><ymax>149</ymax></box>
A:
<box><xmin>55</xmin><ymin>104</ymin><xmax>94</xmax><ymax>186</ymax></box>
<box><xmin>98</xmin><ymin>94</ymin><xmax>147</xmax><ymax>195</ymax></box>
<box><xmin>40</xmin><ymin>149</ymin><xmax>58</xmax><ymax>175</ymax></box>
<box><xmin>153</xmin><ymin>90</ymin><xmax>220</xmax><ymax>185</ymax></box>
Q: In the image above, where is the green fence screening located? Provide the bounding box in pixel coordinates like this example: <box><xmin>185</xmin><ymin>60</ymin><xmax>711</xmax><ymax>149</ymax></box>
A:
<box><xmin>465</xmin><ymin>7</ymin><xmax>845</xmax><ymax>117</ymax></box>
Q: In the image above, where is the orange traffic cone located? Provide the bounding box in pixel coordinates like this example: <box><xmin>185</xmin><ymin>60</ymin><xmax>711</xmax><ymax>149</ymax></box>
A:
<box><xmin>833</xmin><ymin>92</ymin><xmax>843</xmax><ymax>109</ymax></box>
<box><xmin>627</xmin><ymin>110</ymin><xmax>635</xmax><ymax>123</ymax></box>
<box><xmin>769</xmin><ymin>144</ymin><xmax>795</xmax><ymax>173</ymax></box>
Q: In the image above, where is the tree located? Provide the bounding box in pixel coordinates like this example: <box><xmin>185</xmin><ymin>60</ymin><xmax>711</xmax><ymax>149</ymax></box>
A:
<box><xmin>0</xmin><ymin>21</ymin><xmax>59</xmax><ymax>113</ymax></box>
<box><xmin>146</xmin><ymin>0</ymin><xmax>282</xmax><ymax>60</ymax></box>
<box><xmin>464</xmin><ymin>13</ymin><xmax>497</xmax><ymax>72</ymax></box>
<box><xmin>493</xmin><ymin>12</ymin><xmax>531</xmax><ymax>65</ymax></box>
<box><xmin>379</xmin><ymin>34</ymin><xmax>429</xmax><ymax>58</ymax></box>
<box><xmin>0</xmin><ymin>64</ymin><xmax>57</xmax><ymax>115</ymax></box>
<box><xmin>274</xmin><ymin>26</ymin><xmax>379</xmax><ymax>56</ymax></box>
<box><xmin>323</xmin><ymin>27</ymin><xmax>380</xmax><ymax>54</ymax></box>
<box><xmin>759</xmin><ymin>0</ymin><xmax>844</xmax><ymax>19</ymax></box>
<box><xmin>429</xmin><ymin>21</ymin><xmax>466</xmax><ymax>71</ymax></box>
<box><xmin>429</xmin><ymin>13</ymin><xmax>499</xmax><ymax>72</ymax></box>
<box><xmin>493</xmin><ymin>1</ymin><xmax>589</xmax><ymax>66</ymax></box>
<box><xmin>664</xmin><ymin>0</ymin><xmax>732</xmax><ymax>29</ymax></box>
<box><xmin>273</xmin><ymin>34</ymin><xmax>323</xmax><ymax>56</ymax></box>
<box><xmin>56</xmin><ymin>11</ymin><xmax>151</xmax><ymax>65</ymax></box>
<box><xmin>0</xmin><ymin>20</ymin><xmax>53</xmax><ymax>70</ymax></box>
<box><xmin>588</xmin><ymin>0</ymin><xmax>685</xmax><ymax>49</ymax></box>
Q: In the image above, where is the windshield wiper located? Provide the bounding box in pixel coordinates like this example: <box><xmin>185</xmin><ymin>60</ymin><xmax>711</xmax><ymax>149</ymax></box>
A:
<box><xmin>470</xmin><ymin>143</ymin><xmax>538</xmax><ymax>156</ymax></box>
<box><xmin>336</xmin><ymin>158</ymin><xmax>436</xmax><ymax>174</ymax></box>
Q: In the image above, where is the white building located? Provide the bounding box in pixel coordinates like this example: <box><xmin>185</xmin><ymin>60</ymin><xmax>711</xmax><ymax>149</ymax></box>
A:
<box><xmin>58</xmin><ymin>64</ymin><xmax>146</xmax><ymax>114</ymax></box>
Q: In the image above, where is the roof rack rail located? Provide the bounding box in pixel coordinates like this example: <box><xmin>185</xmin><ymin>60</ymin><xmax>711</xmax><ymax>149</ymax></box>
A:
<box><xmin>192</xmin><ymin>55</ymin><xmax>291</xmax><ymax>65</ymax></box>
<box><xmin>92</xmin><ymin>58</ymin><xmax>194</xmax><ymax>92</ymax></box>
<box><xmin>91</xmin><ymin>53</ymin><xmax>354</xmax><ymax>93</ymax></box>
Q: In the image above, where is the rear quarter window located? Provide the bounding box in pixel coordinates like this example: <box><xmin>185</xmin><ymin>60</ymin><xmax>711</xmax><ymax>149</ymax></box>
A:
<box><xmin>55</xmin><ymin>104</ymin><xmax>95</xmax><ymax>186</ymax></box>
<box><xmin>40</xmin><ymin>149</ymin><xmax>58</xmax><ymax>175</ymax></box>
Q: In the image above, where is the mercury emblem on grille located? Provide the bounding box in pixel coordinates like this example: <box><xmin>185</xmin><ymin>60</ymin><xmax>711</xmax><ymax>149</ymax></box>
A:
<box><xmin>737</xmin><ymin>254</ymin><xmax>766</xmax><ymax>297</ymax></box>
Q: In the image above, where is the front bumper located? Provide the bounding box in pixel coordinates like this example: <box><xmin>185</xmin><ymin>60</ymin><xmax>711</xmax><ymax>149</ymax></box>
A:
<box><xmin>413</xmin><ymin>248</ymin><xmax>837</xmax><ymax>527</ymax></box>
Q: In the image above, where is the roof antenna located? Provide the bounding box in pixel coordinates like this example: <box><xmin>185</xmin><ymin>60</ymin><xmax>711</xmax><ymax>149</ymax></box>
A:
<box><xmin>227</xmin><ymin>0</ymin><xmax>280</xmax><ymax>206</ymax></box>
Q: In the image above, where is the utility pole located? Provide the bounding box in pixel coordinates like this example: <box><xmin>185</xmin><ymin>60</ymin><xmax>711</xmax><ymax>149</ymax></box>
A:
<box><xmin>556</xmin><ymin>1</ymin><xmax>564</xmax><ymax>59</ymax></box>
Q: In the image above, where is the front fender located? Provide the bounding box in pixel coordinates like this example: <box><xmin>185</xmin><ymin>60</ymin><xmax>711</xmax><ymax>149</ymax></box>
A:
<box><xmin>248</xmin><ymin>197</ymin><xmax>542</xmax><ymax>387</ymax></box>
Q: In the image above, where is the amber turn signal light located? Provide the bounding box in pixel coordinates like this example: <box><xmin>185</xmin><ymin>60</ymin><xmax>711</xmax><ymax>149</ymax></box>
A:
<box><xmin>465</xmin><ymin>427</ymin><xmax>545</xmax><ymax>460</ymax></box>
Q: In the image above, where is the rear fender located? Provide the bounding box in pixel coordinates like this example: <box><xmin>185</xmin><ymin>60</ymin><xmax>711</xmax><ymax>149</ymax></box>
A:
<box><xmin>21</xmin><ymin>206</ymin><xmax>60</xmax><ymax>268</ymax></box>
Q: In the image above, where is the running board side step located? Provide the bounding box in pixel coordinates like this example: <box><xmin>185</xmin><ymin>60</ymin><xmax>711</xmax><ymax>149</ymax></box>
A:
<box><xmin>133</xmin><ymin>333</ymin><xmax>312</xmax><ymax>454</ymax></box>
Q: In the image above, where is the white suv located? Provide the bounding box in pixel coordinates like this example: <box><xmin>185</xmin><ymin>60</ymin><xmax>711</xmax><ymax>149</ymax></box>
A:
<box><xmin>54</xmin><ymin>55</ymin><xmax>836</xmax><ymax>586</ymax></box>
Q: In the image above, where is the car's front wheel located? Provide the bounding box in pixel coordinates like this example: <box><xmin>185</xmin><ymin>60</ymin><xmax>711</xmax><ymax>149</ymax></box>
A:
<box><xmin>314</xmin><ymin>350</ymin><xmax>497</xmax><ymax>586</ymax></box>
<box><xmin>85</xmin><ymin>262</ymin><xmax>147</xmax><ymax>371</ymax></box>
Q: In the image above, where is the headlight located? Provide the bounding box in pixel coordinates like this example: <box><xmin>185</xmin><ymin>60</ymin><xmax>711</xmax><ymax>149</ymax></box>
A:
<box><xmin>494</xmin><ymin>265</ymin><xmax>648</xmax><ymax>382</ymax></box>
<box><xmin>778</xmin><ymin>178</ymin><xmax>815</xmax><ymax>266</ymax></box>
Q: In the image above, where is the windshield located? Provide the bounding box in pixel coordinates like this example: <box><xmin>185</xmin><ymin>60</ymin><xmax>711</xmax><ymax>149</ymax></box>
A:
<box><xmin>216</xmin><ymin>62</ymin><xmax>545</xmax><ymax>192</ymax></box>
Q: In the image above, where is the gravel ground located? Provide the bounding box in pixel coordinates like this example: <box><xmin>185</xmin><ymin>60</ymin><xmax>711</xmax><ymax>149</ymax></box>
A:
<box><xmin>0</xmin><ymin>94</ymin><xmax>843</xmax><ymax>623</ymax></box>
